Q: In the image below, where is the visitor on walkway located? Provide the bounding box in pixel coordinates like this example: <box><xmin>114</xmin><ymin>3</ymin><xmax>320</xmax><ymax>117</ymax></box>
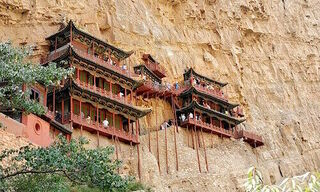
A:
<box><xmin>103</xmin><ymin>119</ymin><xmax>109</xmax><ymax>128</ymax></box>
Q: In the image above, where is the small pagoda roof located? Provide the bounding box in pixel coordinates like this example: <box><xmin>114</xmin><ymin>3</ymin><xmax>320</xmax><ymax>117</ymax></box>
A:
<box><xmin>46</xmin><ymin>20</ymin><xmax>133</xmax><ymax>61</ymax></box>
<box><xmin>179</xmin><ymin>86</ymin><xmax>239</xmax><ymax>109</ymax></box>
<box><xmin>184</xmin><ymin>68</ymin><xmax>227</xmax><ymax>87</ymax></box>
<box><xmin>176</xmin><ymin>101</ymin><xmax>245</xmax><ymax>125</ymax></box>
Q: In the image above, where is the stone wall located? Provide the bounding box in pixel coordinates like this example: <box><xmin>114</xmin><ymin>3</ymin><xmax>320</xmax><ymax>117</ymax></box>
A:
<box><xmin>0</xmin><ymin>0</ymin><xmax>320</xmax><ymax>191</ymax></box>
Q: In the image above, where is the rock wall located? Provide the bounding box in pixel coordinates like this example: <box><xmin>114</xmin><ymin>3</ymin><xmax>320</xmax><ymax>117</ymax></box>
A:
<box><xmin>1</xmin><ymin>0</ymin><xmax>320</xmax><ymax>191</ymax></box>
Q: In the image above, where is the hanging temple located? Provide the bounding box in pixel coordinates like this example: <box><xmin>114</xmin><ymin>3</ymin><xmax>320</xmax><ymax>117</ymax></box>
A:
<box><xmin>10</xmin><ymin>21</ymin><xmax>264</xmax><ymax>178</ymax></box>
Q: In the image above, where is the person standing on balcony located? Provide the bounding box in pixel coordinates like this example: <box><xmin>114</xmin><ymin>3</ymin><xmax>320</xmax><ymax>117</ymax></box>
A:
<box><xmin>175</xmin><ymin>81</ymin><xmax>179</xmax><ymax>90</ymax></box>
<box><xmin>189</xmin><ymin>112</ymin><xmax>194</xmax><ymax>119</ymax></box>
<box><xmin>181</xmin><ymin>114</ymin><xmax>186</xmax><ymax>122</ymax></box>
<box><xmin>86</xmin><ymin>116</ymin><xmax>91</xmax><ymax>123</ymax></box>
<box><xmin>103</xmin><ymin>119</ymin><xmax>109</xmax><ymax>128</ymax></box>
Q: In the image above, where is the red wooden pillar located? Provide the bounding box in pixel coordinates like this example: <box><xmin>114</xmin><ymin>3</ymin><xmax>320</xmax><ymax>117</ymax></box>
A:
<box><xmin>112</xmin><ymin>112</ymin><xmax>116</xmax><ymax>141</ymax></box>
<box><xmin>44</xmin><ymin>88</ymin><xmax>47</xmax><ymax>107</ymax></box>
<box><xmin>80</xmin><ymin>99</ymin><xmax>83</xmax><ymax>136</ymax></box>
<box><xmin>93</xmin><ymin>74</ymin><xmax>96</xmax><ymax>90</ymax></box>
<box><xmin>130</xmin><ymin>89</ymin><xmax>133</xmax><ymax>104</ymax></box>
<box><xmin>128</xmin><ymin>117</ymin><xmax>130</xmax><ymax>133</ymax></box>
<box><xmin>96</xmin><ymin>105</ymin><xmax>99</xmax><ymax>147</ymax></box>
<box><xmin>70</xmin><ymin>95</ymin><xmax>73</xmax><ymax>127</ymax></box>
<box><xmin>109</xmin><ymin>82</ymin><xmax>112</xmax><ymax>97</ymax></box>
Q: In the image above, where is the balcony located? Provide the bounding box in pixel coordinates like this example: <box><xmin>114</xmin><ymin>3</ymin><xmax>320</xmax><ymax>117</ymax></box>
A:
<box><xmin>71</xmin><ymin>42</ymin><xmax>137</xmax><ymax>79</ymax></box>
<box><xmin>193</xmin><ymin>84</ymin><xmax>228</xmax><ymax>101</ymax></box>
<box><xmin>180</xmin><ymin>118</ymin><xmax>233</xmax><ymax>138</ymax></box>
<box><xmin>145</xmin><ymin>62</ymin><xmax>166</xmax><ymax>78</ymax></box>
<box><xmin>235</xmin><ymin>130</ymin><xmax>263</xmax><ymax>147</ymax></box>
<box><xmin>135</xmin><ymin>80</ymin><xmax>190</xmax><ymax>98</ymax></box>
<box><xmin>40</xmin><ymin>44</ymin><xmax>69</xmax><ymax>64</ymax></box>
<box><xmin>75</xmin><ymin>79</ymin><xmax>133</xmax><ymax>105</ymax></box>
<box><xmin>71</xmin><ymin>114</ymin><xmax>139</xmax><ymax>144</ymax></box>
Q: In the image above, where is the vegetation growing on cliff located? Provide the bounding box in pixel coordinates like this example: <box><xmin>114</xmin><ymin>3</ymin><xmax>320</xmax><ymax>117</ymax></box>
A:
<box><xmin>0</xmin><ymin>42</ymin><xmax>73</xmax><ymax>116</ymax></box>
<box><xmin>0</xmin><ymin>136</ymin><xmax>146</xmax><ymax>192</ymax></box>
<box><xmin>245</xmin><ymin>167</ymin><xmax>320</xmax><ymax>192</ymax></box>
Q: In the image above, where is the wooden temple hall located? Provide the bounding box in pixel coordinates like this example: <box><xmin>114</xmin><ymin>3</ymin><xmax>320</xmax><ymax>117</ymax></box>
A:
<box><xmin>14</xmin><ymin>20</ymin><xmax>264</xmax><ymax>177</ymax></box>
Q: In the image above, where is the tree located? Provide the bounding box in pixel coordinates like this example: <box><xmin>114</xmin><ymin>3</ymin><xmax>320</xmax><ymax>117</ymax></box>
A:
<box><xmin>244</xmin><ymin>167</ymin><xmax>320</xmax><ymax>192</ymax></box>
<box><xmin>0</xmin><ymin>42</ymin><xmax>73</xmax><ymax>116</ymax></box>
<box><xmin>0</xmin><ymin>136</ymin><xmax>145</xmax><ymax>192</ymax></box>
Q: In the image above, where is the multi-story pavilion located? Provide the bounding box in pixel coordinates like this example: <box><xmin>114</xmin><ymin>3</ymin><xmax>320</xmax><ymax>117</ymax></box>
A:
<box><xmin>39</xmin><ymin>21</ymin><xmax>151</xmax><ymax>145</ymax></box>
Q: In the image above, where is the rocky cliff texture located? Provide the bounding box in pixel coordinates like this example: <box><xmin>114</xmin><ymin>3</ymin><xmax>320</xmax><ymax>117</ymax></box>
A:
<box><xmin>0</xmin><ymin>0</ymin><xmax>320</xmax><ymax>191</ymax></box>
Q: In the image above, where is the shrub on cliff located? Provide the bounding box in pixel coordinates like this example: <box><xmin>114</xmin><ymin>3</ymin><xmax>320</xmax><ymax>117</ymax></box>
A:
<box><xmin>0</xmin><ymin>136</ymin><xmax>145</xmax><ymax>192</ymax></box>
<box><xmin>0</xmin><ymin>42</ymin><xmax>73</xmax><ymax>116</ymax></box>
<box><xmin>244</xmin><ymin>167</ymin><xmax>320</xmax><ymax>191</ymax></box>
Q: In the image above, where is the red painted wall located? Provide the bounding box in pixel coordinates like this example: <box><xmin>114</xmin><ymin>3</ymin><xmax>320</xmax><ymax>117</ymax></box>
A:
<box><xmin>21</xmin><ymin>114</ymin><xmax>53</xmax><ymax>147</ymax></box>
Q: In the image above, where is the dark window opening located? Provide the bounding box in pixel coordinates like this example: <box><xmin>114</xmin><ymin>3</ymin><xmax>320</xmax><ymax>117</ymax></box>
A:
<box><xmin>30</xmin><ymin>89</ymin><xmax>40</xmax><ymax>102</ymax></box>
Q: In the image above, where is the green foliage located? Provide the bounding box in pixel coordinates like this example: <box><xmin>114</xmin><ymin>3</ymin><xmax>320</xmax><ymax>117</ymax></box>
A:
<box><xmin>244</xmin><ymin>167</ymin><xmax>320</xmax><ymax>192</ymax></box>
<box><xmin>0</xmin><ymin>136</ymin><xmax>145</xmax><ymax>192</ymax></box>
<box><xmin>0</xmin><ymin>42</ymin><xmax>73</xmax><ymax>115</ymax></box>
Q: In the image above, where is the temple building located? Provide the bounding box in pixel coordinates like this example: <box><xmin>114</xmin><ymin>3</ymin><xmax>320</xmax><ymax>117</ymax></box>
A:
<box><xmin>14</xmin><ymin>21</ymin><xmax>151</xmax><ymax>149</ymax></box>
<box><xmin>175</xmin><ymin>68</ymin><xmax>263</xmax><ymax>147</ymax></box>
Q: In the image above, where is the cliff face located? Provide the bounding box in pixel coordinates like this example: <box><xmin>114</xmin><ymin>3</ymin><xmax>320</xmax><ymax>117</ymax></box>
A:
<box><xmin>1</xmin><ymin>0</ymin><xmax>320</xmax><ymax>191</ymax></box>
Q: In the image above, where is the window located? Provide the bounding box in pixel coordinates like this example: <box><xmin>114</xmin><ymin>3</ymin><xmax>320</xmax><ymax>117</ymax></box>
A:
<box><xmin>30</xmin><ymin>88</ymin><xmax>40</xmax><ymax>102</ymax></box>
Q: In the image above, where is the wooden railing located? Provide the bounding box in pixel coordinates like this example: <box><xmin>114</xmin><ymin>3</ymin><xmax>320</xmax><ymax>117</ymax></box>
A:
<box><xmin>71</xmin><ymin>114</ymin><xmax>138</xmax><ymax>143</ymax></box>
<box><xmin>75</xmin><ymin>79</ymin><xmax>132</xmax><ymax>105</ymax></box>
<box><xmin>45</xmin><ymin>110</ymin><xmax>55</xmax><ymax>119</ymax></box>
<box><xmin>193</xmin><ymin>84</ymin><xmax>228</xmax><ymax>101</ymax></box>
<box><xmin>40</xmin><ymin>44</ymin><xmax>69</xmax><ymax>64</ymax></box>
<box><xmin>71</xmin><ymin>42</ymin><xmax>137</xmax><ymax>78</ymax></box>
<box><xmin>139</xmin><ymin>80</ymin><xmax>189</xmax><ymax>96</ymax></box>
<box><xmin>181</xmin><ymin>118</ymin><xmax>233</xmax><ymax>136</ymax></box>
<box><xmin>236</xmin><ymin>130</ymin><xmax>263</xmax><ymax>142</ymax></box>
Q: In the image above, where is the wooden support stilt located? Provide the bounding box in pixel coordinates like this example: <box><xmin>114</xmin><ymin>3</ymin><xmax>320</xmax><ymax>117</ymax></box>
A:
<box><xmin>201</xmin><ymin>128</ymin><xmax>209</xmax><ymax>172</ymax></box>
<box><xmin>148</xmin><ymin>129</ymin><xmax>151</xmax><ymax>153</ymax></box>
<box><xmin>165</xmin><ymin>122</ymin><xmax>168</xmax><ymax>174</ymax></box>
<box><xmin>171</xmin><ymin>96</ymin><xmax>179</xmax><ymax>171</ymax></box>
<box><xmin>194</xmin><ymin>126</ymin><xmax>201</xmax><ymax>173</ymax></box>
<box><xmin>197</xmin><ymin>128</ymin><xmax>201</xmax><ymax>148</ymax></box>
<box><xmin>191</xmin><ymin>125</ymin><xmax>195</xmax><ymax>149</ymax></box>
<box><xmin>187</xmin><ymin>125</ymin><xmax>190</xmax><ymax>147</ymax></box>
<box><xmin>136</xmin><ymin>120</ymin><xmax>141</xmax><ymax>180</ymax></box>
<box><xmin>155</xmin><ymin>94</ymin><xmax>161</xmax><ymax>174</ymax></box>
<box><xmin>211</xmin><ymin>131</ymin><xmax>213</xmax><ymax>148</ymax></box>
